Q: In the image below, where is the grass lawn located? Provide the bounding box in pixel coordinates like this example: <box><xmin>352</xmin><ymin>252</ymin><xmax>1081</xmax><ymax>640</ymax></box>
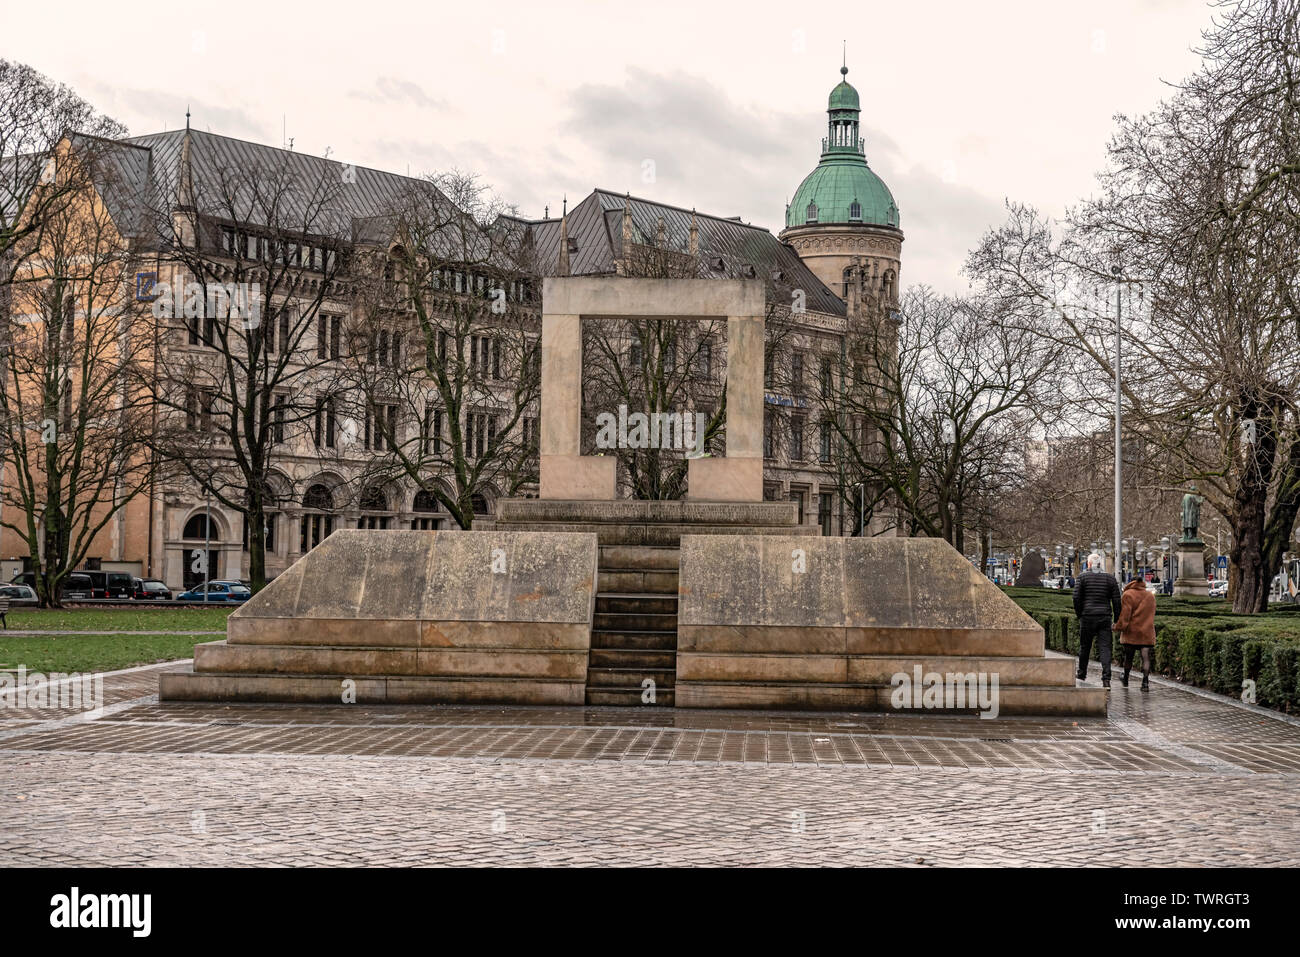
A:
<box><xmin>3</xmin><ymin>606</ymin><xmax>233</xmax><ymax>632</ymax></box>
<box><xmin>0</xmin><ymin>633</ymin><xmax>221</xmax><ymax>674</ymax></box>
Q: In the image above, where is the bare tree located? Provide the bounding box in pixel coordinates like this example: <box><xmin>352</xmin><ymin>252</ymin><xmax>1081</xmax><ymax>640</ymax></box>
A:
<box><xmin>1</xmin><ymin>59</ymin><xmax>125</xmax><ymax>287</ymax></box>
<box><xmin>143</xmin><ymin>145</ymin><xmax>353</xmax><ymax>592</ymax></box>
<box><xmin>1</xmin><ymin>137</ymin><xmax>151</xmax><ymax>606</ymax></box>
<box><xmin>821</xmin><ymin>286</ymin><xmax>1061</xmax><ymax>547</ymax></box>
<box><xmin>971</xmin><ymin>0</ymin><xmax>1300</xmax><ymax>610</ymax></box>
<box><xmin>344</xmin><ymin>171</ymin><xmax>540</xmax><ymax>528</ymax></box>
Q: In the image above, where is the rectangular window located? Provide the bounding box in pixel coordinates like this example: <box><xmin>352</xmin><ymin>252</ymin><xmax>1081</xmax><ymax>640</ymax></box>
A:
<box><xmin>820</xmin><ymin>356</ymin><xmax>833</xmax><ymax>395</ymax></box>
<box><xmin>820</xmin><ymin>419</ymin><xmax>831</xmax><ymax>463</ymax></box>
<box><xmin>696</xmin><ymin>340</ymin><xmax>713</xmax><ymax>379</ymax></box>
<box><xmin>243</xmin><ymin>514</ymin><xmax>278</xmax><ymax>553</ymax></box>
<box><xmin>317</xmin><ymin>315</ymin><xmax>327</xmax><ymax>360</ymax></box>
<box><xmin>764</xmin><ymin>412</ymin><xmax>775</xmax><ymax>459</ymax></box>
<box><xmin>273</xmin><ymin>395</ymin><xmax>286</xmax><ymax>444</ymax></box>
<box><xmin>819</xmin><ymin>492</ymin><xmax>833</xmax><ymax>537</ymax></box>
<box><xmin>791</xmin><ymin>353</ymin><xmax>804</xmax><ymax>393</ymax></box>
<box><xmin>330</xmin><ymin>315</ymin><xmax>341</xmax><ymax>360</ymax></box>
<box><xmin>492</xmin><ymin>338</ymin><xmax>501</xmax><ymax>380</ymax></box>
<box><xmin>791</xmin><ymin>415</ymin><xmax>805</xmax><ymax>462</ymax></box>
<box><xmin>199</xmin><ymin>390</ymin><xmax>214</xmax><ymax>432</ymax></box>
<box><xmin>789</xmin><ymin>490</ymin><xmax>805</xmax><ymax>524</ymax></box>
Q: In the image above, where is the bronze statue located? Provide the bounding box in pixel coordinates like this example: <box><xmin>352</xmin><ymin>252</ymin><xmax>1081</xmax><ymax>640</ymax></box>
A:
<box><xmin>1181</xmin><ymin>484</ymin><xmax>1203</xmax><ymax>544</ymax></box>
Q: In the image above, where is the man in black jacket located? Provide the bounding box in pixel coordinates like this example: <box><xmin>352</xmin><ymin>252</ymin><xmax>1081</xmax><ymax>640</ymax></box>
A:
<box><xmin>1072</xmin><ymin>552</ymin><xmax>1122</xmax><ymax>687</ymax></box>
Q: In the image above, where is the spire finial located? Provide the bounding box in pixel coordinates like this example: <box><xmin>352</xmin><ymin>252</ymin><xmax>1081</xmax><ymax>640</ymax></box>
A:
<box><xmin>562</xmin><ymin>194</ymin><xmax>567</xmax><ymax>216</ymax></box>
<box><xmin>841</xmin><ymin>41</ymin><xmax>848</xmax><ymax>76</ymax></box>
<box><xmin>185</xmin><ymin>106</ymin><xmax>191</xmax><ymax>130</ymax></box>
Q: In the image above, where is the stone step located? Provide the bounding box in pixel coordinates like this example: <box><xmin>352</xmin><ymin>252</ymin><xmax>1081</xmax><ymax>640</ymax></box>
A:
<box><xmin>591</xmin><ymin>630</ymin><xmax>679</xmax><ymax>651</ymax></box>
<box><xmin>160</xmin><ymin>667</ymin><xmax>585</xmax><ymax>705</ymax></box>
<box><xmin>594</xmin><ymin>612</ymin><xmax>678</xmax><ymax>632</ymax></box>
<box><xmin>673</xmin><ymin>681</ymin><xmax>1107</xmax><ymax>716</ymax></box>
<box><xmin>484</xmin><ymin>522</ymin><xmax>819</xmax><ymax>547</ymax></box>
<box><xmin>677</xmin><ymin>625</ymin><xmax>1045</xmax><ymax>658</ymax></box>
<box><xmin>590</xmin><ymin>648</ymin><xmax>676</xmax><ymax>670</ymax></box>
<box><xmin>587</xmin><ymin>666</ymin><xmax>676</xmax><ymax>689</ymax></box>
<box><xmin>599</xmin><ymin>545</ymin><xmax>681</xmax><ymax>571</ymax></box>
<box><xmin>595</xmin><ymin>593</ymin><xmax>678</xmax><ymax>614</ymax></box>
<box><xmin>494</xmin><ymin>499</ymin><xmax>800</xmax><ymax>527</ymax></box>
<box><xmin>676</xmin><ymin>653</ymin><xmax>1078</xmax><ymax>687</ymax></box>
<box><xmin>585</xmin><ymin>687</ymin><xmax>675</xmax><ymax>707</ymax></box>
<box><xmin>193</xmin><ymin>642</ymin><xmax>588</xmax><ymax>679</ymax></box>
<box><xmin>597</xmin><ymin>570</ymin><xmax>678</xmax><ymax>594</ymax></box>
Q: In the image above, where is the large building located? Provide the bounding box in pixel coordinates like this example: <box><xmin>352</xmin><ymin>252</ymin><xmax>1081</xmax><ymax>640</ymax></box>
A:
<box><xmin>0</xmin><ymin>64</ymin><xmax>904</xmax><ymax>590</ymax></box>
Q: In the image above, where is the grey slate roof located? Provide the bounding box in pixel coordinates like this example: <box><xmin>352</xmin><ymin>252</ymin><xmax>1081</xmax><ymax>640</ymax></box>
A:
<box><xmin>9</xmin><ymin>129</ymin><xmax>843</xmax><ymax>315</ymax></box>
<box><xmin>519</xmin><ymin>190</ymin><xmax>844</xmax><ymax>315</ymax></box>
<box><xmin>114</xmin><ymin>129</ymin><xmax>468</xmax><ymax>248</ymax></box>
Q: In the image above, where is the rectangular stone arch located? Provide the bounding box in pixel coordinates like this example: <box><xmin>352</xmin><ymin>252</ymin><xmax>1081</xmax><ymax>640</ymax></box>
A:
<box><xmin>540</xmin><ymin>277</ymin><xmax>765</xmax><ymax>502</ymax></box>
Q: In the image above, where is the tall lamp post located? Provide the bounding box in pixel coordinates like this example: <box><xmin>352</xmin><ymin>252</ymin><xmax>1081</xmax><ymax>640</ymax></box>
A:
<box><xmin>1111</xmin><ymin>264</ymin><xmax>1124</xmax><ymax>585</ymax></box>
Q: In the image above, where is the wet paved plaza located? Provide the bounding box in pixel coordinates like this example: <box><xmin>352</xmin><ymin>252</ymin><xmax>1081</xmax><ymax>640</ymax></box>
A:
<box><xmin>2</xmin><ymin>655</ymin><xmax>1298</xmax><ymax>865</ymax></box>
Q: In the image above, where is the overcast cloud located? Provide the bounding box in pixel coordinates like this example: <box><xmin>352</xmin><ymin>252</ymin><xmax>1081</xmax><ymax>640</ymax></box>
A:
<box><xmin>1</xmin><ymin>0</ymin><xmax>1214</xmax><ymax>292</ymax></box>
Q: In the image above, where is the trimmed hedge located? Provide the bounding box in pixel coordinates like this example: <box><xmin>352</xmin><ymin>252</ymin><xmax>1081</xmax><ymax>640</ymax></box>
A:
<box><xmin>1010</xmin><ymin>588</ymin><xmax>1300</xmax><ymax>714</ymax></box>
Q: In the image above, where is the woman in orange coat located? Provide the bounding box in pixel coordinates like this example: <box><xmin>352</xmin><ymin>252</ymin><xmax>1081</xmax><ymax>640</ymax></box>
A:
<box><xmin>1114</xmin><ymin>577</ymin><xmax>1157</xmax><ymax>691</ymax></box>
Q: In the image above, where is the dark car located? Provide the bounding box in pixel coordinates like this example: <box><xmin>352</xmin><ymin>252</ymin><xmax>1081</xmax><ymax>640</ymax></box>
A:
<box><xmin>14</xmin><ymin>569</ymin><xmax>131</xmax><ymax>599</ymax></box>
<box><xmin>177</xmin><ymin>580</ymin><xmax>251</xmax><ymax>603</ymax></box>
<box><xmin>131</xmin><ymin>578</ymin><xmax>173</xmax><ymax>601</ymax></box>
<box><xmin>79</xmin><ymin>570</ymin><xmax>133</xmax><ymax>599</ymax></box>
<box><xmin>60</xmin><ymin>573</ymin><xmax>95</xmax><ymax>600</ymax></box>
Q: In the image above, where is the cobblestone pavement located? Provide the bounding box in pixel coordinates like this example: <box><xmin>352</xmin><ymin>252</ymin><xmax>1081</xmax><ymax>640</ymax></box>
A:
<box><xmin>1</xmin><ymin>656</ymin><xmax>1298</xmax><ymax>866</ymax></box>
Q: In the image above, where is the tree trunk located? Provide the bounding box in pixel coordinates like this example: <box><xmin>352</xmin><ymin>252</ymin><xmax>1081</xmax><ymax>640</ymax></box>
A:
<box><xmin>1230</xmin><ymin>510</ymin><xmax>1270</xmax><ymax>613</ymax></box>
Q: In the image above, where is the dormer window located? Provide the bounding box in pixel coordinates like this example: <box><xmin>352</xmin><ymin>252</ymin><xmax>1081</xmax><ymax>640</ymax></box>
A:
<box><xmin>805</xmin><ymin>202</ymin><xmax>819</xmax><ymax>224</ymax></box>
<box><xmin>849</xmin><ymin>200</ymin><xmax>862</xmax><ymax>222</ymax></box>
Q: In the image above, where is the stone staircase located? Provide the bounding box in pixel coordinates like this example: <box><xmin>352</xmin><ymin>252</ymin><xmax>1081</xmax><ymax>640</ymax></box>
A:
<box><xmin>587</xmin><ymin>545</ymin><xmax>680</xmax><ymax>706</ymax></box>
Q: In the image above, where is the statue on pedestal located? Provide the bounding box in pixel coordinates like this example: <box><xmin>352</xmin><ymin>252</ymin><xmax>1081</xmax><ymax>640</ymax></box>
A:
<box><xmin>1180</xmin><ymin>484</ymin><xmax>1203</xmax><ymax>544</ymax></box>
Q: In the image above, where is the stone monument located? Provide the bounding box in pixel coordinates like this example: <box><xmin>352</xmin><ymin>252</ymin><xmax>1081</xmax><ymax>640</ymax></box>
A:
<box><xmin>1174</xmin><ymin>484</ymin><xmax>1209</xmax><ymax>596</ymax></box>
<box><xmin>162</xmin><ymin>276</ymin><xmax>1106</xmax><ymax>715</ymax></box>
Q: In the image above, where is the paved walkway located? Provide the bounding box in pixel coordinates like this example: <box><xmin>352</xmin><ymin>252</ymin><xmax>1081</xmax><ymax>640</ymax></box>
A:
<box><xmin>1</xmin><ymin>656</ymin><xmax>1298</xmax><ymax>866</ymax></box>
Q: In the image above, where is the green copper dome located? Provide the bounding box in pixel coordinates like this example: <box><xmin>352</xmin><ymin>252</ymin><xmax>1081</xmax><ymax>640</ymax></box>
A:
<box><xmin>786</xmin><ymin>65</ymin><xmax>900</xmax><ymax>230</ymax></box>
<box><xmin>828</xmin><ymin>66</ymin><xmax>860</xmax><ymax>111</ymax></box>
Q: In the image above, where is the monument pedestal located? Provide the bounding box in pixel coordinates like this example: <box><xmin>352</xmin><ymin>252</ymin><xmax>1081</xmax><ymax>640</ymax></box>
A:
<box><xmin>1173</xmin><ymin>542</ymin><xmax>1209</xmax><ymax>596</ymax></box>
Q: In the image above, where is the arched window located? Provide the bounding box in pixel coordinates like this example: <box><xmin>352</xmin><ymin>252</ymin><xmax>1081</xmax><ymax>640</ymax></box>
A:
<box><xmin>842</xmin><ymin>267</ymin><xmax>855</xmax><ymax>299</ymax></box>
<box><xmin>849</xmin><ymin>200</ymin><xmax>862</xmax><ymax>222</ymax></box>
<box><xmin>183</xmin><ymin>513</ymin><xmax>217</xmax><ymax>540</ymax></box>
<box><xmin>181</xmin><ymin>512</ymin><xmax>219</xmax><ymax>589</ymax></box>
<box><xmin>303</xmin><ymin>484</ymin><xmax>333</xmax><ymax>510</ymax></box>
<box><xmin>300</xmin><ymin>483</ymin><xmax>335</xmax><ymax>551</ymax></box>
<box><xmin>881</xmin><ymin>270</ymin><xmax>896</xmax><ymax>303</ymax></box>
<box><xmin>471</xmin><ymin>494</ymin><xmax>490</xmax><ymax>515</ymax></box>
<box><xmin>358</xmin><ymin>485</ymin><xmax>390</xmax><ymax>529</ymax></box>
<box><xmin>805</xmin><ymin>202</ymin><xmax>819</xmax><ymax>224</ymax></box>
<box><xmin>411</xmin><ymin>488</ymin><xmax>441</xmax><ymax>530</ymax></box>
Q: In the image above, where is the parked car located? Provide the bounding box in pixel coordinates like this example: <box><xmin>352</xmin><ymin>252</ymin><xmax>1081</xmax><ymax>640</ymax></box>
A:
<box><xmin>0</xmin><ymin>584</ymin><xmax>39</xmax><ymax>607</ymax></box>
<box><xmin>1209</xmin><ymin>579</ymin><xmax>1229</xmax><ymax>598</ymax></box>
<box><xmin>131</xmin><ymin>578</ymin><xmax>173</xmax><ymax>601</ymax></box>
<box><xmin>177</xmin><ymin>580</ymin><xmax>251</xmax><ymax>603</ymax></box>
<box><xmin>60</xmin><ymin>573</ymin><xmax>96</xmax><ymax>600</ymax></box>
<box><xmin>11</xmin><ymin>569</ymin><xmax>131</xmax><ymax>599</ymax></box>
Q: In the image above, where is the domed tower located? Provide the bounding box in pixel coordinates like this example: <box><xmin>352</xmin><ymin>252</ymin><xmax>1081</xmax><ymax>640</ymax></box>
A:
<box><xmin>780</xmin><ymin>64</ymin><xmax>903</xmax><ymax>316</ymax></box>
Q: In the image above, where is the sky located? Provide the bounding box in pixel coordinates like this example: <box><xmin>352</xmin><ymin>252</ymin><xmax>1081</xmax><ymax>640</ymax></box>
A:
<box><xmin>1</xmin><ymin>0</ymin><xmax>1215</xmax><ymax>292</ymax></box>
